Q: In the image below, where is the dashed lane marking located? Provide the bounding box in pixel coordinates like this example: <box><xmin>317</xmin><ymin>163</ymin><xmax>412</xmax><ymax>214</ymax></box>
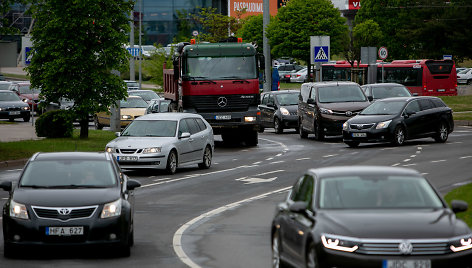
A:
<box><xmin>296</xmin><ymin>157</ymin><xmax>311</xmax><ymax>161</ymax></box>
<box><xmin>431</xmin><ymin>160</ymin><xmax>446</xmax><ymax>163</ymax></box>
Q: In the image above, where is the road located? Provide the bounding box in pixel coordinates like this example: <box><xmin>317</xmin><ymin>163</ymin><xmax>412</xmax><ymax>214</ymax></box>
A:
<box><xmin>0</xmin><ymin>127</ymin><xmax>471</xmax><ymax>267</ymax></box>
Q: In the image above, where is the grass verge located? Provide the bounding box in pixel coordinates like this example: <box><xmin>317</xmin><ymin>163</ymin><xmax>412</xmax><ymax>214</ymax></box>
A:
<box><xmin>444</xmin><ymin>183</ymin><xmax>472</xmax><ymax>227</ymax></box>
<box><xmin>0</xmin><ymin>129</ymin><xmax>116</xmax><ymax>162</ymax></box>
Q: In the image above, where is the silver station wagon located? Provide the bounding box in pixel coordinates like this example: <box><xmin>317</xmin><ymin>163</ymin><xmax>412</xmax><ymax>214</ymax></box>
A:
<box><xmin>105</xmin><ymin>113</ymin><xmax>214</xmax><ymax>174</ymax></box>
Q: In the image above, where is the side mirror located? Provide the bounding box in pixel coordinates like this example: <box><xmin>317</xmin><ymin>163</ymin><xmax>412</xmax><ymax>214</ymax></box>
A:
<box><xmin>179</xmin><ymin>132</ymin><xmax>191</xmax><ymax>139</ymax></box>
<box><xmin>0</xmin><ymin>181</ymin><xmax>12</xmax><ymax>192</ymax></box>
<box><xmin>451</xmin><ymin>200</ymin><xmax>468</xmax><ymax>213</ymax></box>
<box><xmin>404</xmin><ymin>111</ymin><xmax>415</xmax><ymax>118</ymax></box>
<box><xmin>368</xmin><ymin>96</ymin><xmax>373</xmax><ymax>102</ymax></box>
<box><xmin>289</xmin><ymin>201</ymin><xmax>308</xmax><ymax>213</ymax></box>
<box><xmin>307</xmin><ymin>98</ymin><xmax>316</xmax><ymax>105</ymax></box>
<box><xmin>126</xmin><ymin>179</ymin><xmax>141</xmax><ymax>191</ymax></box>
<box><xmin>115</xmin><ymin>132</ymin><xmax>121</xmax><ymax>137</ymax></box>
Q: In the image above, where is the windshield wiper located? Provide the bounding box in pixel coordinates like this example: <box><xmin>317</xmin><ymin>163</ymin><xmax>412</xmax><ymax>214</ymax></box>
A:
<box><xmin>185</xmin><ymin>76</ymin><xmax>216</xmax><ymax>84</ymax></box>
<box><xmin>221</xmin><ymin>76</ymin><xmax>251</xmax><ymax>83</ymax></box>
<box><xmin>22</xmin><ymin>185</ymin><xmax>107</xmax><ymax>189</ymax></box>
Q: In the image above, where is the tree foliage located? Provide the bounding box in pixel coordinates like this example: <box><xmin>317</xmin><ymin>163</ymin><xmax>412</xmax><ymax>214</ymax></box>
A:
<box><xmin>266</xmin><ymin>0</ymin><xmax>349</xmax><ymax>63</ymax></box>
<box><xmin>27</xmin><ymin>0</ymin><xmax>133</xmax><ymax>138</ymax></box>
<box><xmin>191</xmin><ymin>7</ymin><xmax>245</xmax><ymax>43</ymax></box>
<box><xmin>0</xmin><ymin>0</ymin><xmax>29</xmax><ymax>35</ymax></box>
<box><xmin>344</xmin><ymin>19</ymin><xmax>383</xmax><ymax>66</ymax></box>
<box><xmin>355</xmin><ymin>0</ymin><xmax>472</xmax><ymax>62</ymax></box>
<box><xmin>238</xmin><ymin>14</ymin><xmax>263</xmax><ymax>54</ymax></box>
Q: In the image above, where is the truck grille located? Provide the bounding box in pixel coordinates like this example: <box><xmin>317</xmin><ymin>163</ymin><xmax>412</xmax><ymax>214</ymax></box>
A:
<box><xmin>183</xmin><ymin>94</ymin><xmax>258</xmax><ymax>112</ymax></box>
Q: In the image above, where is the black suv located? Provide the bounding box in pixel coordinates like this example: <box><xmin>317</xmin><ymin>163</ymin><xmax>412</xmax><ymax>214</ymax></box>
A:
<box><xmin>298</xmin><ymin>82</ymin><xmax>371</xmax><ymax>140</ymax></box>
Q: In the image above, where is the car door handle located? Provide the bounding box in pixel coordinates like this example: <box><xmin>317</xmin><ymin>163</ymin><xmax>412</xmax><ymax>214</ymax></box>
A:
<box><xmin>188</xmin><ymin>138</ymin><xmax>194</xmax><ymax>142</ymax></box>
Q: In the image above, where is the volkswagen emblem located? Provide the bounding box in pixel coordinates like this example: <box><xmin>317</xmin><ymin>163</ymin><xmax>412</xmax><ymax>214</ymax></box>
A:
<box><xmin>398</xmin><ymin>241</ymin><xmax>413</xmax><ymax>255</ymax></box>
<box><xmin>345</xmin><ymin>111</ymin><xmax>353</xmax><ymax>116</ymax></box>
<box><xmin>217</xmin><ymin>97</ymin><xmax>228</xmax><ymax>107</ymax></box>
<box><xmin>58</xmin><ymin>208</ymin><xmax>72</xmax><ymax>215</ymax></box>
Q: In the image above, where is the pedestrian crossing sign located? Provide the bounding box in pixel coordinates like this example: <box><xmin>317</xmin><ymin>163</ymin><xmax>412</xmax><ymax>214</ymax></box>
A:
<box><xmin>314</xmin><ymin>46</ymin><xmax>329</xmax><ymax>62</ymax></box>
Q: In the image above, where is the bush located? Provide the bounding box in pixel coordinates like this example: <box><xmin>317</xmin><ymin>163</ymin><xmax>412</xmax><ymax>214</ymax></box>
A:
<box><xmin>35</xmin><ymin>110</ymin><xmax>74</xmax><ymax>138</ymax></box>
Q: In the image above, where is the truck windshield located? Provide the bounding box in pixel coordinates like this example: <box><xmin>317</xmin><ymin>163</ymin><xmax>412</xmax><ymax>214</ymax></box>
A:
<box><xmin>185</xmin><ymin>56</ymin><xmax>257</xmax><ymax>80</ymax></box>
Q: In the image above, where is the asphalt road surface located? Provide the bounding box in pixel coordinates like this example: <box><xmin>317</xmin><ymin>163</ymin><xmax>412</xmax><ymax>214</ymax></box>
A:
<box><xmin>0</xmin><ymin>126</ymin><xmax>471</xmax><ymax>267</ymax></box>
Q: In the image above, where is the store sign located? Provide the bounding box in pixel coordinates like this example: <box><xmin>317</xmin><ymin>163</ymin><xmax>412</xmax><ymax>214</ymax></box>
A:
<box><xmin>348</xmin><ymin>0</ymin><xmax>361</xmax><ymax>10</ymax></box>
<box><xmin>229</xmin><ymin>0</ymin><xmax>278</xmax><ymax>18</ymax></box>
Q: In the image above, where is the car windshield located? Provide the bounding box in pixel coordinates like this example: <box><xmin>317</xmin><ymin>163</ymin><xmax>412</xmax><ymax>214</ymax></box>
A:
<box><xmin>126</xmin><ymin>82</ymin><xmax>139</xmax><ymax>88</ymax></box>
<box><xmin>360</xmin><ymin>100</ymin><xmax>405</xmax><ymax>115</ymax></box>
<box><xmin>129</xmin><ymin>91</ymin><xmax>159</xmax><ymax>101</ymax></box>
<box><xmin>276</xmin><ymin>93</ymin><xmax>299</xmax><ymax>106</ymax></box>
<box><xmin>458</xmin><ymin>69</ymin><xmax>470</xmax><ymax>74</ymax></box>
<box><xmin>318</xmin><ymin>85</ymin><xmax>367</xmax><ymax>103</ymax></box>
<box><xmin>120</xmin><ymin>97</ymin><xmax>148</xmax><ymax>108</ymax></box>
<box><xmin>20</xmin><ymin>160</ymin><xmax>117</xmax><ymax>188</ymax></box>
<box><xmin>121</xmin><ymin>120</ymin><xmax>177</xmax><ymax>137</ymax></box>
<box><xmin>18</xmin><ymin>85</ymin><xmax>39</xmax><ymax>94</ymax></box>
<box><xmin>0</xmin><ymin>91</ymin><xmax>21</xmax><ymax>101</ymax></box>
<box><xmin>372</xmin><ymin>86</ymin><xmax>412</xmax><ymax>99</ymax></box>
<box><xmin>319</xmin><ymin>175</ymin><xmax>444</xmax><ymax>209</ymax></box>
<box><xmin>0</xmin><ymin>84</ymin><xmax>11</xmax><ymax>90</ymax></box>
<box><xmin>186</xmin><ymin>56</ymin><xmax>257</xmax><ymax>80</ymax></box>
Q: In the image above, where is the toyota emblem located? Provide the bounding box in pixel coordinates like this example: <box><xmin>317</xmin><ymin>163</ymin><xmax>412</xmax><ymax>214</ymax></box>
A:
<box><xmin>217</xmin><ymin>97</ymin><xmax>228</xmax><ymax>107</ymax></box>
<box><xmin>58</xmin><ymin>208</ymin><xmax>72</xmax><ymax>215</ymax></box>
<box><xmin>345</xmin><ymin>111</ymin><xmax>353</xmax><ymax>116</ymax></box>
<box><xmin>398</xmin><ymin>241</ymin><xmax>413</xmax><ymax>255</ymax></box>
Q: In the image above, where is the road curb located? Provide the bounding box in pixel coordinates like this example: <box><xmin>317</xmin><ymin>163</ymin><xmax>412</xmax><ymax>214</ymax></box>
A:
<box><xmin>0</xmin><ymin>159</ymin><xmax>28</xmax><ymax>169</ymax></box>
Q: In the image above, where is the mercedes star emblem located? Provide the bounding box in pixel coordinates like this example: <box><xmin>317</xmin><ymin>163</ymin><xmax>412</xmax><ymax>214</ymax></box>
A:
<box><xmin>58</xmin><ymin>208</ymin><xmax>72</xmax><ymax>215</ymax></box>
<box><xmin>398</xmin><ymin>241</ymin><xmax>413</xmax><ymax>255</ymax></box>
<box><xmin>217</xmin><ymin>97</ymin><xmax>228</xmax><ymax>107</ymax></box>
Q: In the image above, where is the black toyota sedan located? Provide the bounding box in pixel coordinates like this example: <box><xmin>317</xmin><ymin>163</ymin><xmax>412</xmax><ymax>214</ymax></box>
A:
<box><xmin>258</xmin><ymin>90</ymin><xmax>300</xmax><ymax>133</ymax></box>
<box><xmin>342</xmin><ymin>96</ymin><xmax>454</xmax><ymax>147</ymax></box>
<box><xmin>271</xmin><ymin>166</ymin><xmax>472</xmax><ymax>268</ymax></box>
<box><xmin>0</xmin><ymin>152</ymin><xmax>141</xmax><ymax>258</ymax></box>
<box><xmin>0</xmin><ymin>90</ymin><xmax>30</xmax><ymax>122</ymax></box>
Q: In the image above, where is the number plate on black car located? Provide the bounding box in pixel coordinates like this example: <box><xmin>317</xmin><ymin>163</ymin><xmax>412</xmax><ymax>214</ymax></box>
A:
<box><xmin>9</xmin><ymin>111</ymin><xmax>20</xmax><ymax>115</ymax></box>
<box><xmin>383</xmin><ymin>260</ymin><xmax>431</xmax><ymax>268</ymax></box>
<box><xmin>117</xmin><ymin>156</ymin><xmax>138</xmax><ymax>161</ymax></box>
<box><xmin>215</xmin><ymin>115</ymin><xmax>231</xmax><ymax>120</ymax></box>
<box><xmin>46</xmin><ymin>226</ymin><xmax>84</xmax><ymax>236</ymax></box>
<box><xmin>352</xmin><ymin>133</ymin><xmax>367</xmax><ymax>138</ymax></box>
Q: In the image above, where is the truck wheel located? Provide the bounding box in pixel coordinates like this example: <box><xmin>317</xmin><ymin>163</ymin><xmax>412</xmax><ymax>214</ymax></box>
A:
<box><xmin>245</xmin><ymin>131</ymin><xmax>258</xmax><ymax>146</ymax></box>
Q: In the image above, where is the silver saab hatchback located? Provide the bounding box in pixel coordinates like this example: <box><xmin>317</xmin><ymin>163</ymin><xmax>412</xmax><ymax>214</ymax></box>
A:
<box><xmin>105</xmin><ymin>113</ymin><xmax>214</xmax><ymax>174</ymax></box>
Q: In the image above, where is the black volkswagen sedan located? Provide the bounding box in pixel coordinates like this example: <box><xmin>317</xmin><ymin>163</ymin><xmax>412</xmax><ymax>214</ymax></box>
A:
<box><xmin>0</xmin><ymin>152</ymin><xmax>141</xmax><ymax>258</ymax></box>
<box><xmin>343</xmin><ymin>96</ymin><xmax>454</xmax><ymax>147</ymax></box>
<box><xmin>0</xmin><ymin>90</ymin><xmax>30</xmax><ymax>122</ymax></box>
<box><xmin>258</xmin><ymin>90</ymin><xmax>300</xmax><ymax>133</ymax></box>
<box><xmin>271</xmin><ymin>166</ymin><xmax>472</xmax><ymax>268</ymax></box>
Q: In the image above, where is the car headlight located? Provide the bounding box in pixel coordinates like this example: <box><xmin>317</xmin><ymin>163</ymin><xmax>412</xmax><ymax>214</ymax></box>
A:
<box><xmin>319</xmin><ymin>108</ymin><xmax>333</xmax><ymax>115</ymax></box>
<box><xmin>342</xmin><ymin>122</ymin><xmax>348</xmax><ymax>130</ymax></box>
<box><xmin>23</xmin><ymin>99</ymin><xmax>30</xmax><ymax>103</ymax></box>
<box><xmin>321</xmin><ymin>234</ymin><xmax>359</xmax><ymax>252</ymax></box>
<box><xmin>122</xmin><ymin>115</ymin><xmax>132</xmax><ymax>120</ymax></box>
<box><xmin>0</xmin><ymin>107</ymin><xmax>3</xmax><ymax>111</ymax></box>
<box><xmin>375</xmin><ymin>120</ymin><xmax>392</xmax><ymax>129</ymax></box>
<box><xmin>450</xmin><ymin>235</ymin><xmax>472</xmax><ymax>252</ymax></box>
<box><xmin>244</xmin><ymin>116</ymin><xmax>257</xmax><ymax>122</ymax></box>
<box><xmin>142</xmin><ymin>147</ymin><xmax>161</xmax><ymax>154</ymax></box>
<box><xmin>280</xmin><ymin>107</ymin><xmax>290</xmax><ymax>116</ymax></box>
<box><xmin>10</xmin><ymin>200</ymin><xmax>29</xmax><ymax>219</ymax></box>
<box><xmin>105</xmin><ymin>147</ymin><xmax>114</xmax><ymax>153</ymax></box>
<box><xmin>22</xmin><ymin>106</ymin><xmax>30</xmax><ymax>111</ymax></box>
<box><xmin>101</xmin><ymin>199</ymin><xmax>122</xmax><ymax>218</ymax></box>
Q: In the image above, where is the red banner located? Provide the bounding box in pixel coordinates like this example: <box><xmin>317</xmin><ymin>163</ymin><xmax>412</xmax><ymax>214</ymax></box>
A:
<box><xmin>349</xmin><ymin>0</ymin><xmax>361</xmax><ymax>10</ymax></box>
<box><xmin>229</xmin><ymin>0</ymin><xmax>279</xmax><ymax>18</ymax></box>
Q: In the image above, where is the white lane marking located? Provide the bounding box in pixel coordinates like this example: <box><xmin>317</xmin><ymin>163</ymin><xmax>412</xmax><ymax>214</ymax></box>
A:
<box><xmin>416</xmin><ymin>151</ymin><xmax>421</xmax><ymax>154</ymax></box>
<box><xmin>452</xmin><ymin>181</ymin><xmax>471</xmax><ymax>187</ymax></box>
<box><xmin>270</xmin><ymin>161</ymin><xmax>285</xmax><ymax>164</ymax></box>
<box><xmin>253</xmin><ymin>161</ymin><xmax>262</xmax><ymax>165</ymax></box>
<box><xmin>403</xmin><ymin>159</ymin><xmax>411</xmax><ymax>162</ymax></box>
<box><xmin>236</xmin><ymin>176</ymin><xmax>278</xmax><ymax>184</ymax></box>
<box><xmin>381</xmin><ymin>148</ymin><xmax>396</xmax><ymax>150</ymax></box>
<box><xmin>232</xmin><ymin>159</ymin><xmax>238</xmax><ymax>161</ymax></box>
<box><xmin>448</xmin><ymin>141</ymin><xmax>463</xmax><ymax>144</ymax></box>
<box><xmin>460</xmin><ymin>156</ymin><xmax>472</xmax><ymax>159</ymax></box>
<box><xmin>323</xmin><ymin>154</ymin><xmax>338</xmax><ymax>158</ymax></box>
<box><xmin>254</xmin><ymin>170</ymin><xmax>284</xmax><ymax>176</ymax></box>
<box><xmin>153</xmin><ymin>178</ymin><xmax>171</xmax><ymax>182</ymax></box>
<box><xmin>392</xmin><ymin>163</ymin><xmax>401</xmax><ymax>166</ymax></box>
<box><xmin>5</xmin><ymin>169</ymin><xmax>23</xmax><ymax>172</ymax></box>
<box><xmin>1</xmin><ymin>198</ymin><xmax>7</xmax><ymax>200</ymax></box>
<box><xmin>296</xmin><ymin>157</ymin><xmax>310</xmax><ymax>161</ymax></box>
<box><xmin>418</xmin><ymin>146</ymin><xmax>423</xmax><ymax>150</ymax></box>
<box><xmin>410</xmin><ymin>155</ymin><xmax>416</xmax><ymax>158</ymax></box>
<box><xmin>266</xmin><ymin>157</ymin><xmax>274</xmax><ymax>161</ymax></box>
<box><xmin>259</xmin><ymin>138</ymin><xmax>289</xmax><ymax>151</ymax></box>
<box><xmin>276</xmin><ymin>153</ymin><xmax>282</xmax><ymax>157</ymax></box>
<box><xmin>140</xmin><ymin>165</ymin><xmax>258</xmax><ymax>188</ymax></box>
<box><xmin>403</xmin><ymin>163</ymin><xmax>417</xmax><ymax>167</ymax></box>
<box><xmin>173</xmin><ymin>186</ymin><xmax>291</xmax><ymax>268</ymax></box>
<box><xmin>431</xmin><ymin>160</ymin><xmax>446</xmax><ymax>163</ymax></box>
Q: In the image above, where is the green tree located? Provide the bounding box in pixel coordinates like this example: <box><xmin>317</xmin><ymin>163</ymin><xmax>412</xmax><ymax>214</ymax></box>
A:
<box><xmin>238</xmin><ymin>14</ymin><xmax>263</xmax><ymax>54</ymax></box>
<box><xmin>266</xmin><ymin>0</ymin><xmax>349</xmax><ymax>64</ymax></box>
<box><xmin>27</xmin><ymin>0</ymin><xmax>132</xmax><ymax>138</ymax></box>
<box><xmin>192</xmin><ymin>7</ymin><xmax>244</xmax><ymax>43</ymax></box>
<box><xmin>144</xmin><ymin>45</ymin><xmax>173</xmax><ymax>87</ymax></box>
<box><xmin>345</xmin><ymin>19</ymin><xmax>383</xmax><ymax>65</ymax></box>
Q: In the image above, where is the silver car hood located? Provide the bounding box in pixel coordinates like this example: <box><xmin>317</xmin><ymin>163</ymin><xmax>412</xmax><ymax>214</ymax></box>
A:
<box><xmin>107</xmin><ymin>136</ymin><xmax>175</xmax><ymax>148</ymax></box>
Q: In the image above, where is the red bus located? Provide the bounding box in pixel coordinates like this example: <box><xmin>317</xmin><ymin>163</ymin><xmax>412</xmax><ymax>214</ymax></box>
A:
<box><xmin>377</xmin><ymin>59</ymin><xmax>457</xmax><ymax>96</ymax></box>
<box><xmin>322</xmin><ymin>61</ymin><xmax>368</xmax><ymax>85</ymax></box>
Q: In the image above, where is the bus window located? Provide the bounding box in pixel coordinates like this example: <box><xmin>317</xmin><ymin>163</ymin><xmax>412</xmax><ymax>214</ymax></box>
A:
<box><xmin>377</xmin><ymin>68</ymin><xmax>422</xmax><ymax>87</ymax></box>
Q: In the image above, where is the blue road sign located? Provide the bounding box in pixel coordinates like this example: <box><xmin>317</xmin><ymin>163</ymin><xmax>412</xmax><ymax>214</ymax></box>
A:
<box><xmin>314</xmin><ymin>46</ymin><xmax>329</xmax><ymax>62</ymax></box>
<box><xmin>127</xmin><ymin>47</ymin><xmax>142</xmax><ymax>57</ymax></box>
<box><xmin>25</xmin><ymin>47</ymin><xmax>32</xmax><ymax>65</ymax></box>
<box><xmin>443</xmin><ymin>55</ymin><xmax>452</xmax><ymax>60</ymax></box>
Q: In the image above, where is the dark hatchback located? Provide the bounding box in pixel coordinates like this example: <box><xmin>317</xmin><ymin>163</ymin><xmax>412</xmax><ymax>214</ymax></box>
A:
<box><xmin>271</xmin><ymin>166</ymin><xmax>472</xmax><ymax>268</ymax></box>
<box><xmin>258</xmin><ymin>90</ymin><xmax>300</xmax><ymax>134</ymax></box>
<box><xmin>343</xmin><ymin>96</ymin><xmax>454</xmax><ymax>147</ymax></box>
<box><xmin>298</xmin><ymin>82</ymin><xmax>371</xmax><ymax>140</ymax></box>
<box><xmin>0</xmin><ymin>90</ymin><xmax>30</xmax><ymax>122</ymax></box>
<box><xmin>0</xmin><ymin>152</ymin><xmax>141</xmax><ymax>258</ymax></box>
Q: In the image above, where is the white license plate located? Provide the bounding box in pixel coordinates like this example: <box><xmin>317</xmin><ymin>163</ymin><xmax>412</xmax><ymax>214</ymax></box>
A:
<box><xmin>437</xmin><ymin>89</ymin><xmax>445</xmax><ymax>92</ymax></box>
<box><xmin>383</xmin><ymin>260</ymin><xmax>431</xmax><ymax>268</ymax></box>
<box><xmin>352</xmin><ymin>133</ymin><xmax>367</xmax><ymax>137</ymax></box>
<box><xmin>9</xmin><ymin>111</ymin><xmax>20</xmax><ymax>115</ymax></box>
<box><xmin>215</xmin><ymin>115</ymin><xmax>231</xmax><ymax>120</ymax></box>
<box><xmin>117</xmin><ymin>156</ymin><xmax>138</xmax><ymax>161</ymax></box>
<box><xmin>46</xmin><ymin>226</ymin><xmax>84</xmax><ymax>236</ymax></box>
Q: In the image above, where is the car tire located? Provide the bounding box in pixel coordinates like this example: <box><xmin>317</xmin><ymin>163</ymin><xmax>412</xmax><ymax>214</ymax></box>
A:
<box><xmin>166</xmin><ymin>150</ymin><xmax>178</xmax><ymax>175</ymax></box>
<box><xmin>23</xmin><ymin>116</ymin><xmax>30</xmax><ymax>122</ymax></box>
<box><xmin>274</xmin><ymin>118</ymin><xmax>283</xmax><ymax>134</ymax></box>
<box><xmin>272</xmin><ymin>231</ymin><xmax>287</xmax><ymax>268</ymax></box>
<box><xmin>198</xmin><ymin>146</ymin><xmax>212</xmax><ymax>169</ymax></box>
<box><xmin>434</xmin><ymin>121</ymin><xmax>449</xmax><ymax>143</ymax></box>
<box><xmin>94</xmin><ymin>116</ymin><xmax>103</xmax><ymax>130</ymax></box>
<box><xmin>258</xmin><ymin>126</ymin><xmax>265</xmax><ymax>133</ymax></box>
<box><xmin>392</xmin><ymin>125</ymin><xmax>406</xmax><ymax>146</ymax></box>
<box><xmin>306</xmin><ymin>241</ymin><xmax>320</xmax><ymax>268</ymax></box>
<box><xmin>313</xmin><ymin>120</ymin><xmax>324</xmax><ymax>141</ymax></box>
<box><xmin>299</xmin><ymin>121</ymin><xmax>308</xmax><ymax>139</ymax></box>
<box><xmin>345</xmin><ymin>141</ymin><xmax>360</xmax><ymax>148</ymax></box>
<box><xmin>8</xmin><ymin>117</ymin><xmax>14</xmax><ymax>122</ymax></box>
